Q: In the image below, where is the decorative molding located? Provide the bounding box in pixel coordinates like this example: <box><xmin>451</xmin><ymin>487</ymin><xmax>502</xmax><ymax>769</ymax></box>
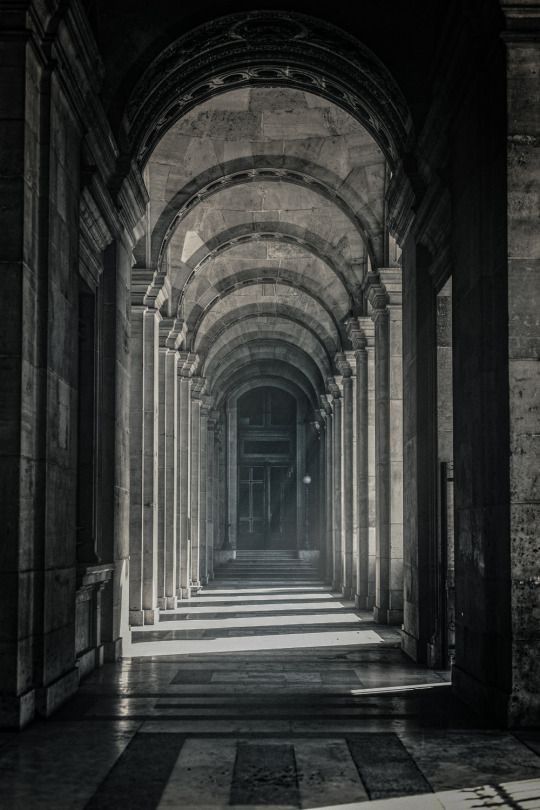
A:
<box><xmin>178</xmin><ymin>351</ymin><xmax>199</xmax><ymax>378</ymax></box>
<box><xmin>327</xmin><ymin>379</ymin><xmax>341</xmax><ymax>399</ymax></box>
<box><xmin>123</xmin><ymin>11</ymin><xmax>413</xmax><ymax>170</ymax></box>
<box><xmin>335</xmin><ymin>352</ymin><xmax>352</xmax><ymax>377</ymax></box>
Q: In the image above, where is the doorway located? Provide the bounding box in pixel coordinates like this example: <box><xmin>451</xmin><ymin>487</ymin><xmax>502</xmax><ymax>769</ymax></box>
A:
<box><xmin>236</xmin><ymin>387</ymin><xmax>297</xmax><ymax>549</ymax></box>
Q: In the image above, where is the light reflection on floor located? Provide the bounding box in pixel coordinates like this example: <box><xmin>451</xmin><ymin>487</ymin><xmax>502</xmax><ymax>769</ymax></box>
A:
<box><xmin>129</xmin><ymin>586</ymin><xmax>383</xmax><ymax>657</ymax></box>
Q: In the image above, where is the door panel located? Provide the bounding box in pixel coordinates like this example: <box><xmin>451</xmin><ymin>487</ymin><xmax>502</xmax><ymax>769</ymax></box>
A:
<box><xmin>238</xmin><ymin>464</ymin><xmax>296</xmax><ymax>549</ymax></box>
<box><xmin>238</xmin><ymin>466</ymin><xmax>266</xmax><ymax>548</ymax></box>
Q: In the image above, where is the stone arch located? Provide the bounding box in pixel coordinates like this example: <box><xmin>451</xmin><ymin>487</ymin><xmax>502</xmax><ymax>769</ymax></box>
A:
<box><xmin>150</xmin><ymin>157</ymin><xmax>382</xmax><ymax>268</ymax></box>
<box><xmin>181</xmin><ymin>261</ymin><xmax>352</xmax><ymax>328</ymax></box>
<box><xmin>209</xmin><ymin>342</ymin><xmax>326</xmax><ymax>400</ymax></box>
<box><xmin>123</xmin><ymin>11</ymin><xmax>413</xmax><ymax>168</ymax></box>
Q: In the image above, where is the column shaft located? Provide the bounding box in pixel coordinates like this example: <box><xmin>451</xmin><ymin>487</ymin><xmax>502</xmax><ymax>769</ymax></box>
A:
<box><xmin>332</xmin><ymin>394</ymin><xmax>342</xmax><ymax>590</ymax></box>
<box><xmin>340</xmin><ymin>370</ymin><xmax>354</xmax><ymax>598</ymax></box>
<box><xmin>177</xmin><ymin>373</ymin><xmax>191</xmax><ymax>598</ymax></box>
<box><xmin>199</xmin><ymin>407</ymin><xmax>208</xmax><ymax>585</ymax></box>
<box><xmin>163</xmin><ymin>350</ymin><xmax>178</xmax><ymax>608</ymax></box>
<box><xmin>129</xmin><ymin>306</ymin><xmax>159</xmax><ymax>626</ymax></box>
<box><xmin>190</xmin><ymin>390</ymin><xmax>202</xmax><ymax>589</ymax></box>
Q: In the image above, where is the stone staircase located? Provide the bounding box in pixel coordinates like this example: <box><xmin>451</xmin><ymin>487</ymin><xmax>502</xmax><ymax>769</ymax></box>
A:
<box><xmin>214</xmin><ymin>549</ymin><xmax>321</xmax><ymax>583</ymax></box>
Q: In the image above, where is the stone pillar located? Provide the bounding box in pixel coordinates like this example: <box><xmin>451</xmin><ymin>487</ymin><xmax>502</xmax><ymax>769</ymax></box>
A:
<box><xmin>207</xmin><ymin>412</ymin><xmax>217</xmax><ymax>581</ymax></box>
<box><xmin>216</xmin><ymin>422</ymin><xmax>226</xmax><ymax>559</ymax></box>
<box><xmin>163</xmin><ymin>344</ymin><xmax>178</xmax><ymax>609</ymax></box>
<box><xmin>198</xmin><ymin>398</ymin><xmax>210</xmax><ymax>585</ymax></box>
<box><xmin>227</xmin><ymin>400</ymin><xmax>238</xmax><ymax>551</ymax></box>
<box><xmin>177</xmin><ymin>352</ymin><xmax>197</xmax><ymax>599</ymax></box>
<box><xmin>366</xmin><ymin>270</ymin><xmax>403</xmax><ymax>625</ymax></box>
<box><xmin>329</xmin><ymin>382</ymin><xmax>342</xmax><ymax>591</ymax></box>
<box><xmin>157</xmin><ymin>341</ymin><xmax>167</xmax><ymax>609</ymax></box>
<box><xmin>190</xmin><ymin>377</ymin><xmax>204</xmax><ymax>590</ymax></box>
<box><xmin>347</xmin><ymin>319</ymin><xmax>371</xmax><ymax>609</ymax></box>
<box><xmin>336</xmin><ymin>355</ymin><xmax>355</xmax><ymax>598</ymax></box>
<box><xmin>321</xmin><ymin>397</ymin><xmax>334</xmax><ymax>585</ymax></box>
<box><xmin>501</xmin><ymin>8</ymin><xmax>540</xmax><ymax>725</ymax></box>
<box><xmin>129</xmin><ymin>304</ymin><xmax>160</xmax><ymax>626</ymax></box>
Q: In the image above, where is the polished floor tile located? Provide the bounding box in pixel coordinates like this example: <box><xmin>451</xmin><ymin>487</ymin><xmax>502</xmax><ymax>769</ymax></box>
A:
<box><xmin>1</xmin><ymin>571</ymin><xmax>539</xmax><ymax>809</ymax></box>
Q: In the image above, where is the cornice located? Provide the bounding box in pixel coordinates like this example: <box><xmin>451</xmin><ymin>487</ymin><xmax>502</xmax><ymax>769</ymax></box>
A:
<box><xmin>335</xmin><ymin>352</ymin><xmax>352</xmax><ymax>378</ymax></box>
<box><xmin>178</xmin><ymin>351</ymin><xmax>199</xmax><ymax>378</ymax></box>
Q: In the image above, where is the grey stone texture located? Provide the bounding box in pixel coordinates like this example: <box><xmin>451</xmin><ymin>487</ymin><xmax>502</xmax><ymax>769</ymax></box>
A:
<box><xmin>0</xmin><ymin>1</ymin><xmax>538</xmax><ymax>733</ymax></box>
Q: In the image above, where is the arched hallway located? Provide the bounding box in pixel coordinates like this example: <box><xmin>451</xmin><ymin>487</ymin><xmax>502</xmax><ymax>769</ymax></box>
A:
<box><xmin>1</xmin><ymin>0</ymin><xmax>540</xmax><ymax>805</ymax></box>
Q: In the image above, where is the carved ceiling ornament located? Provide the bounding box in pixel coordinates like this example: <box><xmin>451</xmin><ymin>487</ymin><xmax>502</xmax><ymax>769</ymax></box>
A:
<box><xmin>124</xmin><ymin>11</ymin><xmax>413</xmax><ymax>168</ymax></box>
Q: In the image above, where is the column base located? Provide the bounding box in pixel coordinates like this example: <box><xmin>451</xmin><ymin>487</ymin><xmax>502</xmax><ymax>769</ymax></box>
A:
<box><xmin>190</xmin><ymin>580</ymin><xmax>202</xmax><ymax>593</ymax></box>
<box><xmin>104</xmin><ymin>637</ymin><xmax>123</xmax><ymax>662</ymax></box>
<box><xmin>181</xmin><ymin>586</ymin><xmax>191</xmax><ymax>600</ymax></box>
<box><xmin>373</xmin><ymin>604</ymin><xmax>387</xmax><ymax>624</ymax></box>
<box><xmin>36</xmin><ymin>667</ymin><xmax>79</xmax><ymax>718</ymax></box>
<box><xmin>77</xmin><ymin>645</ymin><xmax>105</xmax><ymax>680</ymax></box>
<box><xmin>355</xmin><ymin>593</ymin><xmax>370</xmax><ymax>610</ymax></box>
<box><xmin>332</xmin><ymin>580</ymin><xmax>342</xmax><ymax>592</ymax></box>
<box><xmin>157</xmin><ymin>597</ymin><xmax>167</xmax><ymax>610</ymax></box>
<box><xmin>343</xmin><ymin>586</ymin><xmax>355</xmax><ymax>600</ymax></box>
<box><xmin>0</xmin><ymin>689</ymin><xmax>36</xmax><ymax>729</ymax></box>
<box><xmin>143</xmin><ymin>608</ymin><xmax>159</xmax><ymax>624</ymax></box>
<box><xmin>387</xmin><ymin>608</ymin><xmax>403</xmax><ymax>626</ymax></box>
<box><xmin>401</xmin><ymin>628</ymin><xmax>420</xmax><ymax>662</ymax></box>
<box><xmin>130</xmin><ymin>608</ymin><xmax>159</xmax><ymax>625</ymax></box>
<box><xmin>165</xmin><ymin>596</ymin><xmax>177</xmax><ymax>610</ymax></box>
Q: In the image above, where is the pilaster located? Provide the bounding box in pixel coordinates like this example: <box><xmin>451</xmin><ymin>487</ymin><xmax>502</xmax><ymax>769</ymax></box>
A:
<box><xmin>328</xmin><ymin>380</ymin><xmax>342</xmax><ymax>591</ymax></box>
<box><xmin>190</xmin><ymin>376</ymin><xmax>205</xmax><ymax>591</ymax></box>
<box><xmin>129</xmin><ymin>304</ymin><xmax>161</xmax><ymax>626</ymax></box>
<box><xmin>177</xmin><ymin>352</ymin><xmax>198</xmax><ymax>599</ymax></box>
<box><xmin>365</xmin><ymin>269</ymin><xmax>404</xmax><ymax>625</ymax></box>
<box><xmin>335</xmin><ymin>354</ymin><xmax>355</xmax><ymax>599</ymax></box>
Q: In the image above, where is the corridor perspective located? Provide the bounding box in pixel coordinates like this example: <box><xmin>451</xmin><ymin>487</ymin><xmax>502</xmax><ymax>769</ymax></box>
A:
<box><xmin>2</xmin><ymin>557</ymin><xmax>540</xmax><ymax>808</ymax></box>
<box><xmin>1</xmin><ymin>0</ymin><xmax>539</xmax><ymax>808</ymax></box>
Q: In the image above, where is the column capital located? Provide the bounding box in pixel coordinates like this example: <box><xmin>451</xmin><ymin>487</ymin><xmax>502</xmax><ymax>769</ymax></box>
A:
<box><xmin>335</xmin><ymin>352</ymin><xmax>353</xmax><ymax>377</ymax></box>
<box><xmin>327</xmin><ymin>379</ymin><xmax>341</xmax><ymax>400</ymax></box>
<box><xmin>200</xmin><ymin>393</ymin><xmax>214</xmax><ymax>415</ymax></box>
<box><xmin>345</xmin><ymin>317</ymin><xmax>367</xmax><ymax>351</ymax></box>
<box><xmin>178</xmin><ymin>352</ymin><xmax>199</xmax><ymax>377</ymax></box>
<box><xmin>357</xmin><ymin>316</ymin><xmax>375</xmax><ymax>347</ymax></box>
<box><xmin>320</xmin><ymin>394</ymin><xmax>333</xmax><ymax>416</ymax></box>
<box><xmin>191</xmin><ymin>376</ymin><xmax>206</xmax><ymax>399</ymax></box>
<box><xmin>364</xmin><ymin>268</ymin><xmax>402</xmax><ymax>317</ymax></box>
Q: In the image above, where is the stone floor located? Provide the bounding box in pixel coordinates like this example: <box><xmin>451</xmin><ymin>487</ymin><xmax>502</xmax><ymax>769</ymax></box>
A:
<box><xmin>1</xmin><ymin>576</ymin><xmax>540</xmax><ymax>809</ymax></box>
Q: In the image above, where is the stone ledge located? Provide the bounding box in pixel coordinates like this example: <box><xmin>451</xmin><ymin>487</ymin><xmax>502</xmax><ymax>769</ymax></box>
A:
<box><xmin>35</xmin><ymin>668</ymin><xmax>79</xmax><ymax>719</ymax></box>
<box><xmin>401</xmin><ymin>627</ymin><xmax>420</xmax><ymax>662</ymax></box>
<box><xmin>0</xmin><ymin>689</ymin><xmax>36</xmax><ymax>730</ymax></box>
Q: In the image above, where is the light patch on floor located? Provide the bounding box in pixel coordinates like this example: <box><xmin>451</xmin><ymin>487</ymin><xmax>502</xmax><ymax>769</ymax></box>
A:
<box><xmin>127</xmin><ymin>629</ymin><xmax>384</xmax><ymax>657</ymax></box>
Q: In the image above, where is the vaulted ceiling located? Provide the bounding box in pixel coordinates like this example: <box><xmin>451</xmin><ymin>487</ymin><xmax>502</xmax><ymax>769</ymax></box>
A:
<box><xmin>143</xmin><ymin>85</ymin><xmax>387</xmax><ymax>407</ymax></box>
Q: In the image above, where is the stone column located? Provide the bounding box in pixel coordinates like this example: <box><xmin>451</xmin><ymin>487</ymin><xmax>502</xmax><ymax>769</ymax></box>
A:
<box><xmin>336</xmin><ymin>355</ymin><xmax>355</xmax><ymax>598</ymax></box>
<box><xmin>366</xmin><ymin>270</ymin><xmax>403</xmax><ymax>625</ymax></box>
<box><xmin>207</xmin><ymin>411</ymin><xmax>217</xmax><ymax>581</ymax></box>
<box><xmin>328</xmin><ymin>381</ymin><xmax>342</xmax><ymax>591</ymax></box>
<box><xmin>163</xmin><ymin>344</ymin><xmax>178</xmax><ymax>609</ymax></box>
<box><xmin>190</xmin><ymin>377</ymin><xmax>204</xmax><ymax>590</ymax></box>
<box><xmin>321</xmin><ymin>397</ymin><xmax>334</xmax><ymax>585</ymax></box>
<box><xmin>157</xmin><ymin>339</ymin><xmax>167</xmax><ymax>609</ymax></box>
<box><xmin>198</xmin><ymin>397</ymin><xmax>210</xmax><ymax>585</ymax></box>
<box><xmin>177</xmin><ymin>353</ymin><xmax>197</xmax><ymax>599</ymax></box>
<box><xmin>227</xmin><ymin>400</ymin><xmax>238</xmax><ymax>551</ymax></box>
<box><xmin>347</xmin><ymin>319</ymin><xmax>370</xmax><ymax>609</ymax></box>
<box><xmin>129</xmin><ymin>304</ymin><xmax>160</xmax><ymax>626</ymax></box>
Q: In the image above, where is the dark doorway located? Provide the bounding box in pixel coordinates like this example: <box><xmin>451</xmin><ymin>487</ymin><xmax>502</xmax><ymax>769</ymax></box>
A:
<box><xmin>237</xmin><ymin>388</ymin><xmax>297</xmax><ymax>549</ymax></box>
